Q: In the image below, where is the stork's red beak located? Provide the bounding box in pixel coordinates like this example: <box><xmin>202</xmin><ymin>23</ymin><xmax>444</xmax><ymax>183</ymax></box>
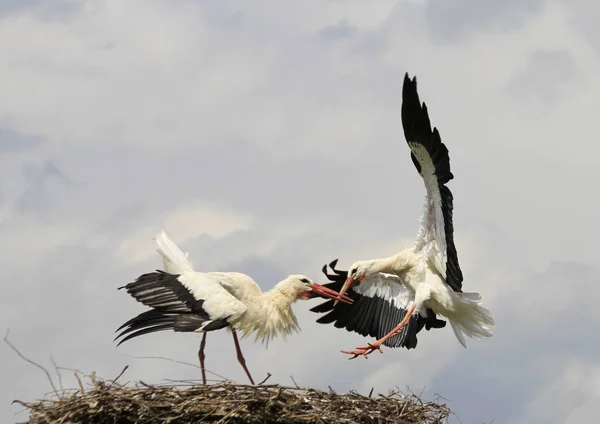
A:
<box><xmin>310</xmin><ymin>283</ymin><xmax>353</xmax><ymax>304</ymax></box>
<box><xmin>333</xmin><ymin>276</ymin><xmax>362</xmax><ymax>306</ymax></box>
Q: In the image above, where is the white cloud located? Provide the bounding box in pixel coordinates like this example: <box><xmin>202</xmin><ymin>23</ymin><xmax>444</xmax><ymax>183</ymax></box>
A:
<box><xmin>116</xmin><ymin>203</ymin><xmax>252</xmax><ymax>264</ymax></box>
<box><xmin>512</xmin><ymin>356</ymin><xmax>600</xmax><ymax>424</ymax></box>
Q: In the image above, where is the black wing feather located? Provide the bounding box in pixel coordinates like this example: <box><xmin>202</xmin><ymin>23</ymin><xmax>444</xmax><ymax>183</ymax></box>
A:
<box><xmin>401</xmin><ymin>73</ymin><xmax>463</xmax><ymax>292</ymax></box>
<box><xmin>115</xmin><ymin>270</ymin><xmax>228</xmax><ymax>345</ymax></box>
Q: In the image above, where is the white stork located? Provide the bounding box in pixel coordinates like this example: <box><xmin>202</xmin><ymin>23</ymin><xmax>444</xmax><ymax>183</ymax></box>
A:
<box><xmin>115</xmin><ymin>230</ymin><xmax>352</xmax><ymax>384</ymax></box>
<box><xmin>335</xmin><ymin>73</ymin><xmax>495</xmax><ymax>359</ymax></box>
<box><xmin>310</xmin><ymin>259</ymin><xmax>447</xmax><ymax>350</ymax></box>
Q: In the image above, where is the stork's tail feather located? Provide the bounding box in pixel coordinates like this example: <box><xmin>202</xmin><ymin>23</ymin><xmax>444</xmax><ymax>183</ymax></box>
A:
<box><xmin>154</xmin><ymin>230</ymin><xmax>194</xmax><ymax>274</ymax></box>
<box><xmin>449</xmin><ymin>292</ymin><xmax>495</xmax><ymax>348</ymax></box>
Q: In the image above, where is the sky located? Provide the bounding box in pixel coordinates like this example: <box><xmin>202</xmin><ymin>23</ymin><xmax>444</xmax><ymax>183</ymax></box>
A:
<box><xmin>0</xmin><ymin>0</ymin><xmax>599</xmax><ymax>423</ymax></box>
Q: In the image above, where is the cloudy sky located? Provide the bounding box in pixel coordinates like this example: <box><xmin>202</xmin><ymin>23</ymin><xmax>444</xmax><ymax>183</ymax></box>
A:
<box><xmin>1</xmin><ymin>0</ymin><xmax>599</xmax><ymax>422</ymax></box>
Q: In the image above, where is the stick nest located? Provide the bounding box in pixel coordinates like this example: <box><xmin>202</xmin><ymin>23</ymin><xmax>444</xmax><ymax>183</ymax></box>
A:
<box><xmin>16</xmin><ymin>372</ymin><xmax>450</xmax><ymax>424</ymax></box>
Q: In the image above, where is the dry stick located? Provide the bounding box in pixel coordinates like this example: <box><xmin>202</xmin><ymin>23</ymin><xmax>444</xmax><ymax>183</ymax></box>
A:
<box><xmin>107</xmin><ymin>366</ymin><xmax>129</xmax><ymax>389</ymax></box>
<box><xmin>49</xmin><ymin>355</ymin><xmax>65</xmax><ymax>398</ymax></box>
<box><xmin>161</xmin><ymin>379</ymin><xmax>227</xmax><ymax>388</ymax></box>
<box><xmin>257</xmin><ymin>372</ymin><xmax>272</xmax><ymax>385</ymax></box>
<box><xmin>127</xmin><ymin>355</ymin><xmax>200</xmax><ymax>368</ymax></box>
<box><xmin>128</xmin><ymin>355</ymin><xmax>229</xmax><ymax>380</ymax></box>
<box><xmin>290</xmin><ymin>375</ymin><xmax>300</xmax><ymax>389</ymax></box>
<box><xmin>417</xmin><ymin>385</ymin><xmax>427</xmax><ymax>402</ymax></box>
<box><xmin>57</xmin><ymin>366</ymin><xmax>85</xmax><ymax>376</ymax></box>
<box><xmin>3</xmin><ymin>329</ymin><xmax>59</xmax><ymax>395</ymax></box>
<box><xmin>74</xmin><ymin>372</ymin><xmax>85</xmax><ymax>394</ymax></box>
<box><xmin>216</xmin><ymin>404</ymin><xmax>244</xmax><ymax>424</ymax></box>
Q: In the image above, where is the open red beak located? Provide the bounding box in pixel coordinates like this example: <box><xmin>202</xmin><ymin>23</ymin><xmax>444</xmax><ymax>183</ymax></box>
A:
<box><xmin>333</xmin><ymin>276</ymin><xmax>361</xmax><ymax>306</ymax></box>
<box><xmin>310</xmin><ymin>283</ymin><xmax>353</xmax><ymax>304</ymax></box>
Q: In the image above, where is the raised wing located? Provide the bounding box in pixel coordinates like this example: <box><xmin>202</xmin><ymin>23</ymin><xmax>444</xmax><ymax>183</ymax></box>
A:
<box><xmin>310</xmin><ymin>260</ymin><xmax>446</xmax><ymax>349</ymax></box>
<box><xmin>401</xmin><ymin>73</ymin><xmax>463</xmax><ymax>292</ymax></box>
<box><xmin>115</xmin><ymin>270</ymin><xmax>247</xmax><ymax>344</ymax></box>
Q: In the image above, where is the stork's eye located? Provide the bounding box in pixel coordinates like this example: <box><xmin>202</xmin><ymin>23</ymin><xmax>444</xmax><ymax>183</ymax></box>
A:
<box><xmin>350</xmin><ymin>268</ymin><xmax>357</xmax><ymax>275</ymax></box>
<box><xmin>300</xmin><ymin>278</ymin><xmax>310</xmax><ymax>284</ymax></box>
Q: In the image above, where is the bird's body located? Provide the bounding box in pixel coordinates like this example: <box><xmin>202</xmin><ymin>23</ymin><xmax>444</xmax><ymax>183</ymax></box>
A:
<box><xmin>336</xmin><ymin>73</ymin><xmax>494</xmax><ymax>358</ymax></box>
<box><xmin>311</xmin><ymin>259</ymin><xmax>446</xmax><ymax>350</ymax></box>
<box><xmin>343</xmin><ymin>249</ymin><xmax>492</xmax><ymax>348</ymax></box>
<box><xmin>116</xmin><ymin>230</ymin><xmax>351</xmax><ymax>383</ymax></box>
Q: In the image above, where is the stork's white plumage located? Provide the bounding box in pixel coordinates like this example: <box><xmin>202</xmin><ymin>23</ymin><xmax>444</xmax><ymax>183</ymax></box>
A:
<box><xmin>115</xmin><ymin>230</ymin><xmax>352</xmax><ymax>384</ymax></box>
<box><xmin>335</xmin><ymin>73</ymin><xmax>495</xmax><ymax>359</ymax></box>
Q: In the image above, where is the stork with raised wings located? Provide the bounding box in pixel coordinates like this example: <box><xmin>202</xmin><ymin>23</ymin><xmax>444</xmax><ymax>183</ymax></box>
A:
<box><xmin>310</xmin><ymin>259</ymin><xmax>447</xmax><ymax>350</ymax></box>
<box><xmin>115</xmin><ymin>231</ymin><xmax>352</xmax><ymax>384</ymax></box>
<box><xmin>335</xmin><ymin>73</ymin><xmax>495</xmax><ymax>359</ymax></box>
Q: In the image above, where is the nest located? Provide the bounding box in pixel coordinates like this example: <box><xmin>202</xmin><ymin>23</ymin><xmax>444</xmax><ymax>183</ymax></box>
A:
<box><xmin>16</xmin><ymin>371</ymin><xmax>450</xmax><ymax>424</ymax></box>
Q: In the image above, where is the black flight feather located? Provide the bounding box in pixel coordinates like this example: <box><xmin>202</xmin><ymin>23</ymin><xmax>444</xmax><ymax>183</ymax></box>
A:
<box><xmin>401</xmin><ymin>73</ymin><xmax>463</xmax><ymax>292</ymax></box>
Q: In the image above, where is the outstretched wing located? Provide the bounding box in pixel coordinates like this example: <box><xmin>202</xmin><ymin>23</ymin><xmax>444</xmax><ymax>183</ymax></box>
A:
<box><xmin>310</xmin><ymin>260</ymin><xmax>446</xmax><ymax>349</ymax></box>
<box><xmin>401</xmin><ymin>73</ymin><xmax>463</xmax><ymax>292</ymax></box>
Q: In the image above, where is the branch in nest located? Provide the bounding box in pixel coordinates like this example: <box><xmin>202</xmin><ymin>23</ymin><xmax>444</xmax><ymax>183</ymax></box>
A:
<box><xmin>4</xmin><ymin>329</ymin><xmax>60</xmax><ymax>397</ymax></box>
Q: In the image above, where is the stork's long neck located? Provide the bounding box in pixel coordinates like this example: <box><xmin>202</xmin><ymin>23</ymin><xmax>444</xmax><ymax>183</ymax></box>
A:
<box><xmin>235</xmin><ymin>285</ymin><xmax>300</xmax><ymax>346</ymax></box>
<box><xmin>372</xmin><ymin>250</ymin><xmax>415</xmax><ymax>274</ymax></box>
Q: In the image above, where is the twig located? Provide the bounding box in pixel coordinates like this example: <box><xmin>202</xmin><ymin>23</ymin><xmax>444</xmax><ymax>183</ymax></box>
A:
<box><xmin>107</xmin><ymin>366</ymin><xmax>128</xmax><ymax>389</ymax></box>
<box><xmin>74</xmin><ymin>372</ymin><xmax>85</xmax><ymax>394</ymax></box>
<box><xmin>49</xmin><ymin>355</ymin><xmax>64</xmax><ymax>398</ymax></box>
<box><xmin>258</xmin><ymin>372</ymin><xmax>272</xmax><ymax>385</ymax></box>
<box><xmin>127</xmin><ymin>355</ymin><xmax>200</xmax><ymax>368</ymax></box>
<box><xmin>127</xmin><ymin>355</ymin><xmax>229</xmax><ymax>380</ymax></box>
<box><xmin>290</xmin><ymin>375</ymin><xmax>300</xmax><ymax>389</ymax></box>
<box><xmin>3</xmin><ymin>329</ymin><xmax>59</xmax><ymax>395</ymax></box>
<box><xmin>417</xmin><ymin>385</ymin><xmax>427</xmax><ymax>400</ymax></box>
<box><xmin>57</xmin><ymin>365</ymin><xmax>85</xmax><ymax>375</ymax></box>
<box><xmin>162</xmin><ymin>378</ymin><xmax>227</xmax><ymax>387</ymax></box>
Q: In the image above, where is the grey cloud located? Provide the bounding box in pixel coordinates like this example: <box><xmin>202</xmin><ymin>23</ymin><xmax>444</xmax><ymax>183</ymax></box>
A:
<box><xmin>0</xmin><ymin>127</ymin><xmax>43</xmax><ymax>153</ymax></box>
<box><xmin>506</xmin><ymin>49</ymin><xmax>579</xmax><ymax>104</ymax></box>
<box><xmin>560</xmin><ymin>0</ymin><xmax>600</xmax><ymax>56</ymax></box>
<box><xmin>317</xmin><ymin>20</ymin><xmax>359</xmax><ymax>41</ymax></box>
<box><xmin>225</xmin><ymin>257</ymin><xmax>288</xmax><ymax>286</ymax></box>
<box><xmin>424</xmin><ymin>0</ymin><xmax>546</xmax><ymax>41</ymax></box>
<box><xmin>17</xmin><ymin>162</ymin><xmax>72</xmax><ymax>216</ymax></box>
<box><xmin>0</xmin><ymin>0</ymin><xmax>81</xmax><ymax>21</ymax></box>
<box><xmin>25</xmin><ymin>139</ymin><xmax>424</xmax><ymax>244</ymax></box>
<box><xmin>0</xmin><ymin>0</ymin><xmax>41</xmax><ymax>17</ymax></box>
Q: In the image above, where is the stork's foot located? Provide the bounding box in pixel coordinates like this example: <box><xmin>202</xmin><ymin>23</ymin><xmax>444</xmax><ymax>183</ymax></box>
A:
<box><xmin>341</xmin><ymin>342</ymin><xmax>383</xmax><ymax>360</ymax></box>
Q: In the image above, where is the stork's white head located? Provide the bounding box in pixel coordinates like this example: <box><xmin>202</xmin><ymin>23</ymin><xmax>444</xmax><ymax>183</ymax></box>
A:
<box><xmin>347</xmin><ymin>260</ymin><xmax>379</xmax><ymax>283</ymax></box>
<box><xmin>334</xmin><ymin>260</ymin><xmax>378</xmax><ymax>305</ymax></box>
<box><xmin>277</xmin><ymin>275</ymin><xmax>352</xmax><ymax>304</ymax></box>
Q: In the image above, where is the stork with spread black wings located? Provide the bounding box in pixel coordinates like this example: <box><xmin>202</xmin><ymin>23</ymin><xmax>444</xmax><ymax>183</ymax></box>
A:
<box><xmin>329</xmin><ymin>73</ymin><xmax>495</xmax><ymax>359</ymax></box>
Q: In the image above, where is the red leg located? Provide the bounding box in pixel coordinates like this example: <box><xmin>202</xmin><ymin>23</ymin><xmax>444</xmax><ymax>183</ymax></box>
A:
<box><xmin>232</xmin><ymin>329</ymin><xmax>255</xmax><ymax>385</ymax></box>
<box><xmin>198</xmin><ymin>332</ymin><xmax>207</xmax><ymax>385</ymax></box>
<box><xmin>342</xmin><ymin>303</ymin><xmax>417</xmax><ymax>360</ymax></box>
